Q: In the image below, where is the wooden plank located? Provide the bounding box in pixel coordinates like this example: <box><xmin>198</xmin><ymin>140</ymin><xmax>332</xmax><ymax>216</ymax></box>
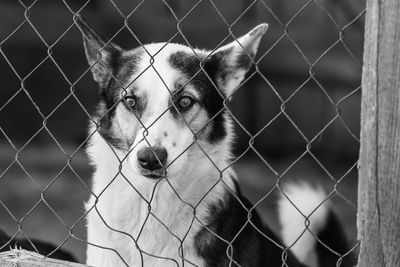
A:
<box><xmin>358</xmin><ymin>0</ymin><xmax>400</xmax><ymax>266</ymax></box>
<box><xmin>0</xmin><ymin>249</ymin><xmax>91</xmax><ymax>267</ymax></box>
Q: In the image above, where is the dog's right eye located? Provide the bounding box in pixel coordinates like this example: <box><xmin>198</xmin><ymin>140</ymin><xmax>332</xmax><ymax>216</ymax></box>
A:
<box><xmin>123</xmin><ymin>96</ymin><xmax>136</xmax><ymax>107</ymax></box>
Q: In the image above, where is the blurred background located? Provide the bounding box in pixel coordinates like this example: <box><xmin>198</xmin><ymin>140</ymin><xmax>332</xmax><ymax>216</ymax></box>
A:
<box><xmin>0</xmin><ymin>0</ymin><xmax>364</xmax><ymax>263</ymax></box>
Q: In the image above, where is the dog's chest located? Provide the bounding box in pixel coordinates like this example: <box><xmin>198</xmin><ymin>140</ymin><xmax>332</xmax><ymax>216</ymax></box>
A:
<box><xmin>86</xmin><ymin>177</ymin><xmax>206</xmax><ymax>267</ymax></box>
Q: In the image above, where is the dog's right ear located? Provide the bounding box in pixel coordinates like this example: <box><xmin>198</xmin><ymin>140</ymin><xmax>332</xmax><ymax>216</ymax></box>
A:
<box><xmin>205</xmin><ymin>24</ymin><xmax>268</xmax><ymax>97</ymax></box>
<box><xmin>74</xmin><ymin>15</ymin><xmax>121</xmax><ymax>85</ymax></box>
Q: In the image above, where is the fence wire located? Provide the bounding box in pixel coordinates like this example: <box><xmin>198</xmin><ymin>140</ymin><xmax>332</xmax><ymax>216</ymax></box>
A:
<box><xmin>0</xmin><ymin>0</ymin><xmax>365</xmax><ymax>266</ymax></box>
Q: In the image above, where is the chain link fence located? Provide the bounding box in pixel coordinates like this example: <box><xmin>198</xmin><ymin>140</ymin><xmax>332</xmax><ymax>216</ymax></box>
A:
<box><xmin>0</xmin><ymin>0</ymin><xmax>365</xmax><ymax>266</ymax></box>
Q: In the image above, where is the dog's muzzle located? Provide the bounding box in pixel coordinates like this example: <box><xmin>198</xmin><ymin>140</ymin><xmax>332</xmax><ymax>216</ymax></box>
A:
<box><xmin>137</xmin><ymin>146</ymin><xmax>168</xmax><ymax>179</ymax></box>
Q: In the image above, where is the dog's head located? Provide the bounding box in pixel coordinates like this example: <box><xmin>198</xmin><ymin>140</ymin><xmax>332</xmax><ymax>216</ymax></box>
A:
<box><xmin>77</xmin><ymin>17</ymin><xmax>267</xmax><ymax>180</ymax></box>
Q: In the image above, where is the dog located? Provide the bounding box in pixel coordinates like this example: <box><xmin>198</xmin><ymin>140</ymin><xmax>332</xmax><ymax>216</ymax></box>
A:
<box><xmin>76</xmin><ymin>16</ymin><xmax>354</xmax><ymax>267</ymax></box>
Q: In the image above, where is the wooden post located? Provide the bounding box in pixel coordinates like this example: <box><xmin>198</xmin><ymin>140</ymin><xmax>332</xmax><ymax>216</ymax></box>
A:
<box><xmin>0</xmin><ymin>249</ymin><xmax>91</xmax><ymax>267</ymax></box>
<box><xmin>357</xmin><ymin>0</ymin><xmax>400</xmax><ymax>266</ymax></box>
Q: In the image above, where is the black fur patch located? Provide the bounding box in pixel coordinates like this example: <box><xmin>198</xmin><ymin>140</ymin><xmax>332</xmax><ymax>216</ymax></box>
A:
<box><xmin>316</xmin><ymin>210</ymin><xmax>355</xmax><ymax>267</ymax></box>
<box><xmin>194</xmin><ymin>182</ymin><xmax>306</xmax><ymax>267</ymax></box>
<box><xmin>168</xmin><ymin>51</ymin><xmax>227</xmax><ymax>143</ymax></box>
<box><xmin>100</xmin><ymin>49</ymin><xmax>143</xmax><ymax>110</ymax></box>
<box><xmin>95</xmin><ymin>48</ymin><xmax>144</xmax><ymax>150</ymax></box>
<box><xmin>205</xmin><ymin>46</ymin><xmax>253</xmax><ymax>90</ymax></box>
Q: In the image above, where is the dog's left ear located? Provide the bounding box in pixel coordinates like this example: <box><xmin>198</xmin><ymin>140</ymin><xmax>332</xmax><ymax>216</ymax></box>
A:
<box><xmin>74</xmin><ymin>15</ymin><xmax>121</xmax><ymax>86</ymax></box>
<box><xmin>206</xmin><ymin>24</ymin><xmax>268</xmax><ymax>96</ymax></box>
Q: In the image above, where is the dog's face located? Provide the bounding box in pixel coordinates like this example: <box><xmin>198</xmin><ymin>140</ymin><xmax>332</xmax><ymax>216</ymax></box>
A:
<box><xmin>77</xmin><ymin>18</ymin><xmax>267</xmax><ymax>180</ymax></box>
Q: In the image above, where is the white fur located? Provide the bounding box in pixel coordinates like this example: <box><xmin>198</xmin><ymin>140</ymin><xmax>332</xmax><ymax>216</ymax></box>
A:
<box><xmin>278</xmin><ymin>183</ymin><xmax>329</xmax><ymax>267</ymax></box>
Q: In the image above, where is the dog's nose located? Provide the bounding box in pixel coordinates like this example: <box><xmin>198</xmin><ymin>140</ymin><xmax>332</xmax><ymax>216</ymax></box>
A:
<box><xmin>137</xmin><ymin>146</ymin><xmax>168</xmax><ymax>171</ymax></box>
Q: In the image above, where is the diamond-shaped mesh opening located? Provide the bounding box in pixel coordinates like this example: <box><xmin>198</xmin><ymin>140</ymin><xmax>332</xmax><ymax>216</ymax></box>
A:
<box><xmin>46</xmin><ymin>96</ymin><xmax>94</xmax><ymax>150</ymax></box>
<box><xmin>0</xmin><ymin>0</ymin><xmax>366</xmax><ymax>266</ymax></box>
<box><xmin>22</xmin><ymin>60</ymin><xmax>71</xmax><ymax>115</ymax></box>
<box><xmin>0</xmin><ymin>163</ymin><xmax>41</xmax><ymax>218</ymax></box>
<box><xmin>251</xmin><ymin>114</ymin><xmax>308</xmax><ymax>167</ymax></box>
<box><xmin>0</xmin><ymin>5</ymin><xmax>26</xmax><ymax>42</ymax></box>
<box><xmin>0</xmin><ymin>93</ymin><xmax>43</xmax><ymax>147</ymax></box>
<box><xmin>22</xmin><ymin>1</ymin><xmax>76</xmax><ymax>45</ymax></box>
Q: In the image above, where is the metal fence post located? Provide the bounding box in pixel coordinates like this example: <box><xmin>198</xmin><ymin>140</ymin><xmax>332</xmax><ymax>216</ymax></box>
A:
<box><xmin>358</xmin><ymin>0</ymin><xmax>400</xmax><ymax>265</ymax></box>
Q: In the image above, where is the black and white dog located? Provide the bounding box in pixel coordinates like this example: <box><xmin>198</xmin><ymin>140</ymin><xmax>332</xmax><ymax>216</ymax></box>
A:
<box><xmin>76</xmin><ymin>17</ymin><xmax>353</xmax><ymax>267</ymax></box>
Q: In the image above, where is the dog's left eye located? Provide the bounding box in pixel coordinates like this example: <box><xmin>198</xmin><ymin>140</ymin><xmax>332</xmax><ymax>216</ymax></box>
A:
<box><xmin>177</xmin><ymin>96</ymin><xmax>194</xmax><ymax>110</ymax></box>
<box><xmin>123</xmin><ymin>96</ymin><xmax>136</xmax><ymax>107</ymax></box>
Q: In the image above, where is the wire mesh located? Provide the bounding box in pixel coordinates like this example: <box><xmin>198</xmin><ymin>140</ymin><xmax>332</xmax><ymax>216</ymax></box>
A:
<box><xmin>0</xmin><ymin>0</ymin><xmax>365</xmax><ymax>266</ymax></box>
